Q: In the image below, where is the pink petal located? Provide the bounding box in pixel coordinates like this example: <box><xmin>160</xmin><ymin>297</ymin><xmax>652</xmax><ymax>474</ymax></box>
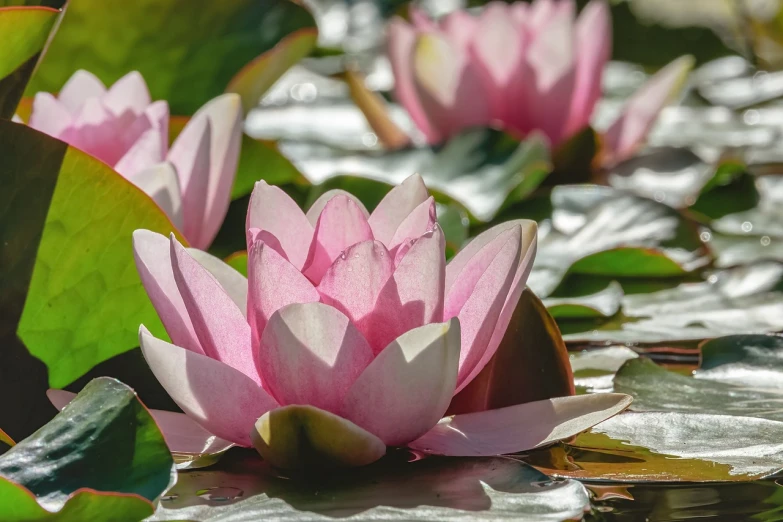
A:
<box><xmin>601</xmin><ymin>55</ymin><xmax>694</xmax><ymax>167</ymax></box>
<box><xmin>29</xmin><ymin>93</ymin><xmax>72</xmax><ymax>138</ymax></box>
<box><xmin>47</xmin><ymin>389</ymin><xmax>233</xmax><ymax>456</ymax></box>
<box><xmin>412</xmin><ymin>31</ymin><xmax>492</xmax><ymax>141</ymax></box>
<box><xmin>247</xmin><ymin>239</ymin><xmax>319</xmax><ymax>373</ymax></box>
<box><xmin>302</xmin><ymin>195</ymin><xmax>374</xmax><ymax>284</ymax></box>
<box><xmin>408</xmin><ymin>394</ymin><xmax>632</xmax><ymax>456</ymax></box>
<box><xmin>440</xmin><ymin>10</ymin><xmax>479</xmax><ymax>50</ymax></box>
<box><xmin>472</xmin><ymin>2</ymin><xmax>523</xmax><ymax>89</ymax></box>
<box><xmin>64</xmin><ymin>98</ymin><xmax>130</xmax><ymax>165</ymax></box>
<box><xmin>186</xmin><ymin>248</ymin><xmax>248</xmax><ymax>318</ymax></box>
<box><xmin>340</xmin><ymin>319</ymin><xmax>461</xmax><ymax>446</ymax></box>
<box><xmin>368</xmin><ymin>173</ymin><xmax>429</xmax><ymax>246</ymax></box>
<box><xmin>139</xmin><ymin>326</ymin><xmax>278</xmax><ymax>447</ymax></box>
<box><xmin>246</xmin><ymin>181</ymin><xmax>314</xmax><ymax>270</ymax></box>
<box><xmin>318</xmin><ymin>240</ymin><xmax>394</xmax><ymax>349</ymax></box>
<box><xmin>132</xmin><ymin>230</ymin><xmax>202</xmax><ymax>354</ymax></box>
<box><xmin>565</xmin><ymin>0</ymin><xmax>611</xmax><ymax>136</ymax></box>
<box><xmin>409</xmin><ymin>5</ymin><xmax>437</xmax><ymax>31</ymax></box>
<box><xmin>367</xmin><ymin>226</ymin><xmax>446</xmax><ymax>353</ymax></box>
<box><xmin>306</xmin><ymin>189</ymin><xmax>369</xmax><ymax>226</ymax></box>
<box><xmin>258</xmin><ymin>303</ymin><xmax>374</xmax><ymax>413</ymax></box>
<box><xmin>169</xmin><ymin>235</ymin><xmax>259</xmax><ymax>385</ymax></box>
<box><xmin>517</xmin><ymin>0</ymin><xmax>577</xmax><ymax>145</ymax></box>
<box><xmin>167</xmin><ymin>115</ymin><xmax>212</xmax><ymax>249</ymax></box>
<box><xmin>57</xmin><ymin>70</ymin><xmax>107</xmax><ymax>112</ymax></box>
<box><xmin>144</xmin><ymin>100</ymin><xmax>171</xmax><ymax>159</ymax></box>
<box><xmin>444</xmin><ymin>226</ymin><xmax>523</xmax><ymax>393</ymax></box>
<box><xmin>387</xmin><ymin>196</ymin><xmax>437</xmax><ymax>253</ymax></box>
<box><xmin>127</xmin><ymin>163</ymin><xmax>183</xmax><ymax>228</ymax></box>
<box><xmin>509</xmin><ymin>2</ymin><xmax>529</xmax><ymax>24</ymax></box>
<box><xmin>115</xmin><ymin>128</ymin><xmax>167</xmax><ymax>178</ymax></box>
<box><xmin>103</xmin><ymin>71</ymin><xmax>152</xmax><ymax>115</ymax></box>
<box><xmin>387</xmin><ymin>18</ymin><xmax>441</xmax><ymax>143</ymax></box>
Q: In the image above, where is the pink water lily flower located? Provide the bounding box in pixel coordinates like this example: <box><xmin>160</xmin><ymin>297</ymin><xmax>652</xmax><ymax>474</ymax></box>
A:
<box><xmin>29</xmin><ymin>70</ymin><xmax>242</xmax><ymax>249</ymax></box>
<box><xmin>388</xmin><ymin>0</ymin><xmax>693</xmax><ymax>167</ymax></box>
<box><xmin>49</xmin><ymin>175</ymin><xmax>629</xmax><ymax>468</ymax></box>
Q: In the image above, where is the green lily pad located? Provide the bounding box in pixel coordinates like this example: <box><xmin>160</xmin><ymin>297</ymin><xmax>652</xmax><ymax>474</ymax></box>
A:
<box><xmin>279</xmin><ymin>128</ymin><xmax>551</xmax><ymax>222</ymax></box>
<box><xmin>696</xmin><ymin>334</ymin><xmax>783</xmax><ymax>388</ymax></box>
<box><xmin>0</xmin><ymin>4</ymin><xmax>61</xmax><ymax>118</ymax></box>
<box><xmin>545</xmin><ymin>281</ymin><xmax>624</xmax><ymax>319</ymax></box>
<box><xmin>0</xmin><ymin>377</ymin><xmax>175</xmax><ymax>520</ymax></box>
<box><xmin>569</xmin><ymin>346</ymin><xmax>639</xmax><ymax>393</ymax></box>
<box><xmin>0</xmin><ymin>120</ymin><xmax>180</xmax><ymax>391</ymax></box>
<box><xmin>561</xmin><ymin>262</ymin><xmax>783</xmax><ymax>344</ymax></box>
<box><xmin>27</xmin><ymin>0</ymin><xmax>316</xmax><ymax>114</ymax></box>
<box><xmin>149</xmin><ymin>449</ymin><xmax>590</xmax><ymax>521</ymax></box>
<box><xmin>528</xmin><ymin>185</ymin><xmax>709</xmax><ymax>297</ymax></box>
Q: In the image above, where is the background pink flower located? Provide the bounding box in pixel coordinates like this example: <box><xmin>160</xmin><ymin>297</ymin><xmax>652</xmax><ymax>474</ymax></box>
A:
<box><xmin>388</xmin><ymin>0</ymin><xmax>693</xmax><ymax>167</ymax></box>
<box><xmin>28</xmin><ymin>70</ymin><xmax>243</xmax><ymax>249</ymax></box>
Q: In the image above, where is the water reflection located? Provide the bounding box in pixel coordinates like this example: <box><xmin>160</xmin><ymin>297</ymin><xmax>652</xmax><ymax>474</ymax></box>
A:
<box><xmin>587</xmin><ymin>480</ymin><xmax>783</xmax><ymax>521</ymax></box>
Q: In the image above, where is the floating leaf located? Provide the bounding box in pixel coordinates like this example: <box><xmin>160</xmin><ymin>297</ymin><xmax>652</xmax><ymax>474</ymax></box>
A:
<box><xmin>279</xmin><ymin>128</ymin><xmax>551</xmax><ymax>222</ymax></box>
<box><xmin>569</xmin><ymin>346</ymin><xmax>639</xmax><ymax>393</ymax></box>
<box><xmin>527</xmin><ymin>185</ymin><xmax>709</xmax><ymax>297</ymax></box>
<box><xmin>545</xmin><ymin>281</ymin><xmax>624</xmax><ymax>319</ymax></box>
<box><xmin>0</xmin><ymin>377</ymin><xmax>175</xmax><ymax>520</ymax></box>
<box><xmin>561</xmin><ymin>263</ymin><xmax>783</xmax><ymax>344</ymax></box>
<box><xmin>27</xmin><ymin>0</ymin><xmax>316</xmax><ymax>114</ymax></box>
<box><xmin>149</xmin><ymin>450</ymin><xmax>590</xmax><ymax>521</ymax></box>
<box><xmin>0</xmin><ymin>120</ymin><xmax>180</xmax><ymax>389</ymax></box>
<box><xmin>0</xmin><ymin>5</ymin><xmax>61</xmax><ymax>118</ymax></box>
<box><xmin>696</xmin><ymin>334</ymin><xmax>783</xmax><ymax>389</ymax></box>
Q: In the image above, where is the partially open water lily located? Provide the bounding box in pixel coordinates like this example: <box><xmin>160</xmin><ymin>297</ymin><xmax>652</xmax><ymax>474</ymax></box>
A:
<box><xmin>52</xmin><ymin>174</ymin><xmax>629</xmax><ymax>468</ymax></box>
<box><xmin>388</xmin><ymin>0</ymin><xmax>693</xmax><ymax>167</ymax></box>
<box><xmin>28</xmin><ymin>70</ymin><xmax>242</xmax><ymax>249</ymax></box>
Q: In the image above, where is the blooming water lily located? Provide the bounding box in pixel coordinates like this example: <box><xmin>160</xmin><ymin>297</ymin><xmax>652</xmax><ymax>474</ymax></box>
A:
<box><xmin>28</xmin><ymin>70</ymin><xmax>242</xmax><ymax>249</ymax></box>
<box><xmin>388</xmin><ymin>0</ymin><xmax>693</xmax><ymax>167</ymax></box>
<box><xmin>49</xmin><ymin>175</ymin><xmax>630</xmax><ymax>468</ymax></box>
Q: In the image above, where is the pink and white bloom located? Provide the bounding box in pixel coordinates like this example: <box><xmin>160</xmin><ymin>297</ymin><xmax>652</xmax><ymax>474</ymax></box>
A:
<box><xmin>29</xmin><ymin>70</ymin><xmax>242</xmax><ymax>249</ymax></box>
<box><xmin>50</xmin><ymin>175</ymin><xmax>629</xmax><ymax>468</ymax></box>
<box><xmin>388</xmin><ymin>0</ymin><xmax>693</xmax><ymax>167</ymax></box>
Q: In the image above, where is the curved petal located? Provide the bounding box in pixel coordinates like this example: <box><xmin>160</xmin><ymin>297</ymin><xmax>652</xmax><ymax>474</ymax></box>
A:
<box><xmin>340</xmin><ymin>319</ymin><xmax>461</xmax><ymax>446</ymax></box>
<box><xmin>246</xmin><ymin>181</ymin><xmax>314</xmax><ymax>270</ymax></box>
<box><xmin>64</xmin><ymin>98</ymin><xmax>136</xmax><ymax>166</ymax></box>
<box><xmin>58</xmin><ymin>70</ymin><xmax>107</xmax><ymax>112</ymax></box>
<box><xmin>170</xmin><ymin>235</ymin><xmax>258</xmax><ymax>384</ymax></box>
<box><xmin>601</xmin><ymin>55</ymin><xmax>694</xmax><ymax>167</ymax></box>
<box><xmin>387</xmin><ymin>18</ymin><xmax>440</xmax><ymax>143</ymax></box>
<box><xmin>318</xmin><ymin>240</ymin><xmax>394</xmax><ymax>347</ymax></box>
<box><xmin>307</xmin><ymin>189</ymin><xmax>369</xmax><ymax>226</ymax></box>
<box><xmin>258</xmin><ymin>303</ymin><xmax>374</xmax><ymax>413</ymax></box>
<box><xmin>408</xmin><ymin>393</ymin><xmax>632</xmax><ymax>456</ymax></box>
<box><xmin>247</xmin><ymin>240</ymin><xmax>320</xmax><ymax>373</ymax></box>
<box><xmin>409</xmin><ymin>5</ymin><xmax>437</xmax><ymax>31</ymax></box>
<box><xmin>252</xmin><ymin>405</ymin><xmax>386</xmax><ymax>469</ymax></box>
<box><xmin>413</xmin><ymin>31</ymin><xmax>492</xmax><ymax>140</ymax></box>
<box><xmin>302</xmin><ymin>195</ymin><xmax>374</xmax><ymax>284</ymax></box>
<box><xmin>46</xmin><ymin>389</ymin><xmax>233</xmax><ymax>455</ymax></box>
<box><xmin>472</xmin><ymin>2</ymin><xmax>522</xmax><ymax>88</ymax></box>
<box><xmin>29</xmin><ymin>93</ymin><xmax>72</xmax><ymax>138</ymax></box>
<box><xmin>166</xmin><ymin>114</ymin><xmax>212</xmax><ymax>249</ymax></box>
<box><xmin>103</xmin><ymin>71</ymin><xmax>152</xmax><ymax>115</ymax></box>
<box><xmin>368</xmin><ymin>173</ymin><xmax>429</xmax><ymax>246</ymax></box>
<box><xmin>565</xmin><ymin>0</ymin><xmax>611</xmax><ymax>136</ymax></box>
<box><xmin>193</xmin><ymin>94</ymin><xmax>243</xmax><ymax>249</ymax></box>
<box><xmin>115</xmin><ymin>128</ymin><xmax>167</xmax><ymax>178</ymax></box>
<box><xmin>444</xmin><ymin>226</ymin><xmax>523</xmax><ymax>393</ymax></box>
<box><xmin>132</xmin><ymin>229</ymin><xmax>201</xmax><ymax>354</ymax></box>
<box><xmin>186</xmin><ymin>247</ymin><xmax>248</xmax><ymax>318</ymax></box>
<box><xmin>127</xmin><ymin>162</ymin><xmax>183</xmax><ymax>228</ymax></box>
<box><xmin>441</xmin><ymin>10</ymin><xmax>479</xmax><ymax>50</ymax></box>
<box><xmin>139</xmin><ymin>326</ymin><xmax>278</xmax><ymax>447</ymax></box>
<box><xmin>144</xmin><ymin>100</ymin><xmax>171</xmax><ymax>158</ymax></box>
<box><xmin>367</xmin><ymin>226</ymin><xmax>446</xmax><ymax>353</ymax></box>
<box><xmin>387</xmin><ymin>196</ymin><xmax>437</xmax><ymax>254</ymax></box>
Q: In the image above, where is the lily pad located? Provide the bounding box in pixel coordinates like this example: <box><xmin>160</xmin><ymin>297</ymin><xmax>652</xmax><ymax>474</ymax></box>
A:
<box><xmin>27</xmin><ymin>0</ymin><xmax>316</xmax><ymax>114</ymax></box>
<box><xmin>569</xmin><ymin>346</ymin><xmax>639</xmax><ymax>393</ymax></box>
<box><xmin>0</xmin><ymin>377</ymin><xmax>175</xmax><ymax>520</ymax></box>
<box><xmin>0</xmin><ymin>4</ymin><xmax>61</xmax><ymax>118</ymax></box>
<box><xmin>562</xmin><ymin>262</ymin><xmax>783</xmax><ymax>344</ymax></box>
<box><xmin>149</xmin><ymin>449</ymin><xmax>590</xmax><ymax>521</ymax></box>
<box><xmin>544</xmin><ymin>281</ymin><xmax>624</xmax><ymax>319</ymax></box>
<box><xmin>0</xmin><ymin>120</ymin><xmax>181</xmax><ymax>390</ymax></box>
<box><xmin>527</xmin><ymin>185</ymin><xmax>709</xmax><ymax>297</ymax></box>
<box><xmin>696</xmin><ymin>334</ymin><xmax>783</xmax><ymax>389</ymax></box>
<box><xmin>278</xmin><ymin>128</ymin><xmax>551</xmax><ymax>222</ymax></box>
